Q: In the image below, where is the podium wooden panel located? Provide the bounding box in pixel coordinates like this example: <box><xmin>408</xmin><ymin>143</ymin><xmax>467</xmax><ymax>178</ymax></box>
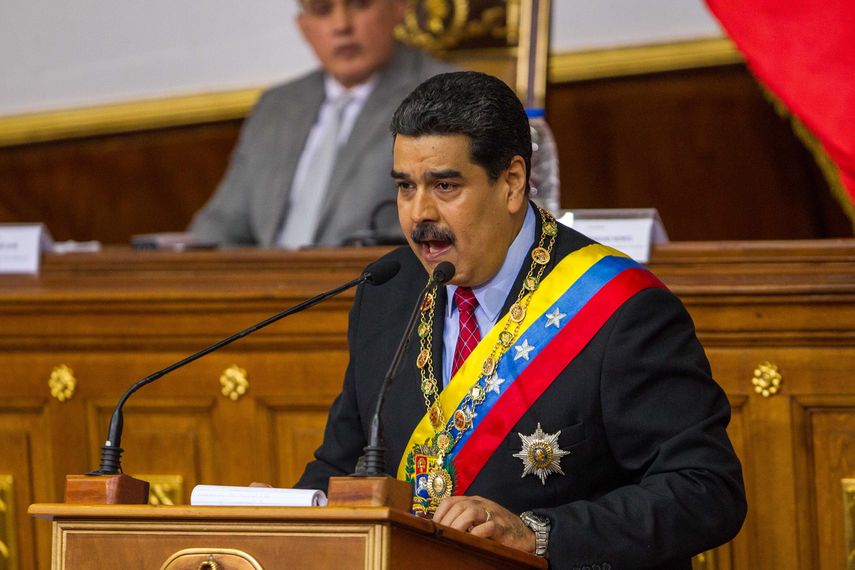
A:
<box><xmin>3</xmin><ymin>241</ymin><xmax>855</xmax><ymax>569</ymax></box>
<box><xmin>27</xmin><ymin>504</ymin><xmax>545</xmax><ymax>570</ymax></box>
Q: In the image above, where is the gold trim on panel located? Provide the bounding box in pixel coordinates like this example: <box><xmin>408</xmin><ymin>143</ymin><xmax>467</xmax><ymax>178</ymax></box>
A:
<box><xmin>0</xmin><ymin>88</ymin><xmax>262</xmax><ymax>147</ymax></box>
<box><xmin>135</xmin><ymin>474</ymin><xmax>184</xmax><ymax>506</ymax></box>
<box><xmin>159</xmin><ymin>548</ymin><xmax>263</xmax><ymax>570</ymax></box>
<box><xmin>844</xmin><ymin>479</ymin><xmax>855</xmax><ymax>570</ymax></box>
<box><xmin>549</xmin><ymin>37</ymin><xmax>743</xmax><ymax>83</ymax></box>
<box><xmin>48</xmin><ymin>364</ymin><xmax>77</xmax><ymax>402</ymax></box>
<box><xmin>0</xmin><ymin>474</ymin><xmax>17</xmax><ymax>570</ymax></box>
<box><xmin>220</xmin><ymin>365</ymin><xmax>249</xmax><ymax>401</ymax></box>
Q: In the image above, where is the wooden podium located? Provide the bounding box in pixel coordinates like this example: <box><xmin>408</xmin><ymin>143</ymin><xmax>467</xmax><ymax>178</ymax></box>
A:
<box><xmin>27</xmin><ymin>505</ymin><xmax>545</xmax><ymax>569</ymax></box>
<box><xmin>29</xmin><ymin>478</ymin><xmax>546</xmax><ymax>570</ymax></box>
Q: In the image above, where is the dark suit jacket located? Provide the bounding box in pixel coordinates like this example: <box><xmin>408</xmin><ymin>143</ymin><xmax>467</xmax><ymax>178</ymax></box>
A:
<box><xmin>297</xmin><ymin>216</ymin><xmax>747</xmax><ymax>569</ymax></box>
<box><xmin>188</xmin><ymin>44</ymin><xmax>454</xmax><ymax>247</ymax></box>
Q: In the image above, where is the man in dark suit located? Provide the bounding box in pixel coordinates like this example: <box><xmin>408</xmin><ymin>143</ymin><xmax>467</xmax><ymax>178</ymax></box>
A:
<box><xmin>297</xmin><ymin>71</ymin><xmax>746</xmax><ymax>569</ymax></box>
<box><xmin>188</xmin><ymin>0</ymin><xmax>453</xmax><ymax>247</ymax></box>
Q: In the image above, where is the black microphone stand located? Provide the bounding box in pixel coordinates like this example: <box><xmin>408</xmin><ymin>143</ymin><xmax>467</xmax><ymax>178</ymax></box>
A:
<box><xmin>90</xmin><ymin>265</ymin><xmax>394</xmax><ymax>478</ymax></box>
<box><xmin>355</xmin><ymin>262</ymin><xmax>455</xmax><ymax>476</ymax></box>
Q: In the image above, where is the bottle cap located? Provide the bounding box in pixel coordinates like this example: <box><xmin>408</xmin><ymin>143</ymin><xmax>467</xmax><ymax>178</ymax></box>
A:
<box><xmin>525</xmin><ymin>108</ymin><xmax>545</xmax><ymax>119</ymax></box>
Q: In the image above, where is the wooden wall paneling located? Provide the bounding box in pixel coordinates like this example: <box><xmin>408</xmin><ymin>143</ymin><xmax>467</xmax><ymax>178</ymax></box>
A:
<box><xmin>703</xmin><ymin>346</ymin><xmax>855</xmax><ymax>570</ymax></box>
<box><xmin>257</xmin><ymin>396</ymin><xmax>335</xmax><ymax>488</ymax></box>
<box><xmin>0</xmin><ymin>400</ymin><xmax>54</xmax><ymax>570</ymax></box>
<box><xmin>3</xmin><ymin>243</ymin><xmax>854</xmax><ymax>569</ymax></box>
<box><xmin>714</xmin><ymin>395</ymin><xmax>750</xmax><ymax>570</ymax></box>
<box><xmin>86</xmin><ymin>397</ymin><xmax>218</xmax><ymax>498</ymax></box>
<box><xmin>0</xmin><ymin>121</ymin><xmax>240</xmax><ymax>244</ymax></box>
<box><xmin>545</xmin><ymin>66</ymin><xmax>853</xmax><ymax>241</ymax></box>
<box><xmin>792</xmin><ymin>395</ymin><xmax>855</xmax><ymax>570</ymax></box>
<box><xmin>703</xmin><ymin>351</ymin><xmax>799</xmax><ymax>569</ymax></box>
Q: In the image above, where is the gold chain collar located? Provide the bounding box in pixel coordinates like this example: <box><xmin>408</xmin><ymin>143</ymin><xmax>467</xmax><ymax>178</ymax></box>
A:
<box><xmin>414</xmin><ymin>207</ymin><xmax>559</xmax><ymax>456</ymax></box>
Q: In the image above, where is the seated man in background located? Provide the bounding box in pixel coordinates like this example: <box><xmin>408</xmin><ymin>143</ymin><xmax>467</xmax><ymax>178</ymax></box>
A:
<box><xmin>189</xmin><ymin>0</ymin><xmax>453</xmax><ymax>248</ymax></box>
<box><xmin>296</xmin><ymin>71</ymin><xmax>746</xmax><ymax>568</ymax></box>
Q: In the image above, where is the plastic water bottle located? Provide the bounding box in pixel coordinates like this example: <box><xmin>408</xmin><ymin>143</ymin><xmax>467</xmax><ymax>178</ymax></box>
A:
<box><xmin>526</xmin><ymin>108</ymin><xmax>561</xmax><ymax>215</ymax></box>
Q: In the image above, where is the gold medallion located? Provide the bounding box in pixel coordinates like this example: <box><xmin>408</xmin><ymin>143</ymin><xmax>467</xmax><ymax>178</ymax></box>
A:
<box><xmin>418</xmin><ymin>322</ymin><xmax>431</xmax><ymax>338</ymax></box>
<box><xmin>429</xmin><ymin>404</ymin><xmax>443</xmax><ymax>429</ymax></box>
<box><xmin>435</xmin><ymin>431</ymin><xmax>452</xmax><ymax>452</ymax></box>
<box><xmin>512</xmin><ymin>423</ymin><xmax>571</xmax><ymax>485</ymax></box>
<box><xmin>499</xmin><ymin>330</ymin><xmax>515</xmax><ymax>347</ymax></box>
<box><xmin>469</xmin><ymin>383</ymin><xmax>484</xmax><ymax>401</ymax></box>
<box><xmin>416</xmin><ymin>349</ymin><xmax>430</xmax><ymax>369</ymax></box>
<box><xmin>523</xmin><ymin>275</ymin><xmax>538</xmax><ymax>291</ymax></box>
<box><xmin>531</xmin><ymin>247</ymin><xmax>550</xmax><ymax>265</ymax></box>
<box><xmin>421</xmin><ymin>292</ymin><xmax>435</xmax><ymax>312</ymax></box>
<box><xmin>481</xmin><ymin>356</ymin><xmax>496</xmax><ymax>376</ymax></box>
<box><xmin>427</xmin><ymin>467</ymin><xmax>453</xmax><ymax>500</ymax></box>
<box><xmin>453</xmin><ymin>409</ymin><xmax>471</xmax><ymax>431</ymax></box>
<box><xmin>421</xmin><ymin>378</ymin><xmax>433</xmax><ymax>395</ymax></box>
<box><xmin>543</xmin><ymin>221</ymin><xmax>558</xmax><ymax>236</ymax></box>
<box><xmin>509</xmin><ymin>303</ymin><xmax>526</xmax><ymax>323</ymax></box>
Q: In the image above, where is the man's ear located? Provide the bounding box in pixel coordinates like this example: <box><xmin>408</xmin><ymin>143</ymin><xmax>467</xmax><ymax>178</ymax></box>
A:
<box><xmin>504</xmin><ymin>155</ymin><xmax>528</xmax><ymax>215</ymax></box>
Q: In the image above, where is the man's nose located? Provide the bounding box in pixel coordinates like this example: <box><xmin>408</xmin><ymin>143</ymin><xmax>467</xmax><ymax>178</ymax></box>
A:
<box><xmin>329</xmin><ymin>3</ymin><xmax>354</xmax><ymax>32</ymax></box>
<box><xmin>410</xmin><ymin>188</ymin><xmax>439</xmax><ymax>223</ymax></box>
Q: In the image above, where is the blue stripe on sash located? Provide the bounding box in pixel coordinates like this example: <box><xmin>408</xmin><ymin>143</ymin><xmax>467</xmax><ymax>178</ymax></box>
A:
<box><xmin>448</xmin><ymin>255</ymin><xmax>641</xmax><ymax>453</ymax></box>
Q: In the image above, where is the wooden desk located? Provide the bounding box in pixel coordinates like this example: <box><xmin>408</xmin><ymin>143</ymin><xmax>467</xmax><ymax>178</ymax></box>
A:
<box><xmin>3</xmin><ymin>241</ymin><xmax>855</xmax><ymax>569</ymax></box>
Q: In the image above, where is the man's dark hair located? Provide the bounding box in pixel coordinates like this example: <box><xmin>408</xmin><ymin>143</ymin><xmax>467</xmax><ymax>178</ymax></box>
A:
<box><xmin>390</xmin><ymin>71</ymin><xmax>531</xmax><ymax>190</ymax></box>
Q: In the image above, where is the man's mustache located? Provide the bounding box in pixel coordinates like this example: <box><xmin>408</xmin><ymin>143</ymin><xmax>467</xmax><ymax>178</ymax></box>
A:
<box><xmin>411</xmin><ymin>223</ymin><xmax>456</xmax><ymax>245</ymax></box>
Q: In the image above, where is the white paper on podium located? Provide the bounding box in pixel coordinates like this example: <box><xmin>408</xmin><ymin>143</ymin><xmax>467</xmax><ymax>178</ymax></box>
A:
<box><xmin>557</xmin><ymin>208</ymin><xmax>669</xmax><ymax>263</ymax></box>
<box><xmin>190</xmin><ymin>485</ymin><xmax>327</xmax><ymax>507</ymax></box>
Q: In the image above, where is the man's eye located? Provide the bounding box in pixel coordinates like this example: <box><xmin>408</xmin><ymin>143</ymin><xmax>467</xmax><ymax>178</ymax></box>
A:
<box><xmin>437</xmin><ymin>182</ymin><xmax>455</xmax><ymax>191</ymax></box>
<box><xmin>304</xmin><ymin>1</ymin><xmax>333</xmax><ymax>16</ymax></box>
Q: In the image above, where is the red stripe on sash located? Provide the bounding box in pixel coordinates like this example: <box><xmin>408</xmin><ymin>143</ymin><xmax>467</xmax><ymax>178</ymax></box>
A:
<box><xmin>452</xmin><ymin>268</ymin><xmax>666</xmax><ymax>495</ymax></box>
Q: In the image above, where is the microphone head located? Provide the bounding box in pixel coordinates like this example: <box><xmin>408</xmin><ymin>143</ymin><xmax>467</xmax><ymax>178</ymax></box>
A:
<box><xmin>364</xmin><ymin>259</ymin><xmax>401</xmax><ymax>286</ymax></box>
<box><xmin>432</xmin><ymin>262</ymin><xmax>456</xmax><ymax>285</ymax></box>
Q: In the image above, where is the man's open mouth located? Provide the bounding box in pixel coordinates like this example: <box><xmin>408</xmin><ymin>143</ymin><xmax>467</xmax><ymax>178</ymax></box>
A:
<box><xmin>412</xmin><ymin>224</ymin><xmax>455</xmax><ymax>260</ymax></box>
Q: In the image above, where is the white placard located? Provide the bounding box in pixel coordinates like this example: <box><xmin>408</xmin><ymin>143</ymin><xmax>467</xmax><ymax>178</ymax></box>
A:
<box><xmin>558</xmin><ymin>209</ymin><xmax>669</xmax><ymax>263</ymax></box>
<box><xmin>0</xmin><ymin>224</ymin><xmax>53</xmax><ymax>274</ymax></box>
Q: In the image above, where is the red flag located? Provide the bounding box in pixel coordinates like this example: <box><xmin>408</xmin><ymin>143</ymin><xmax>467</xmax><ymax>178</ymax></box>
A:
<box><xmin>705</xmin><ymin>0</ymin><xmax>855</xmax><ymax>213</ymax></box>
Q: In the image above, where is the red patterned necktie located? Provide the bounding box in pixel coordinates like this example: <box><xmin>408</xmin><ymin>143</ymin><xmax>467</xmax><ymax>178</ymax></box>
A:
<box><xmin>452</xmin><ymin>287</ymin><xmax>481</xmax><ymax>377</ymax></box>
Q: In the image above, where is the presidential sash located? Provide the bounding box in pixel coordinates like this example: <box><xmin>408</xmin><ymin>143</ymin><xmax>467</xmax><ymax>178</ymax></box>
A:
<box><xmin>399</xmin><ymin>243</ymin><xmax>666</xmax><ymax>515</ymax></box>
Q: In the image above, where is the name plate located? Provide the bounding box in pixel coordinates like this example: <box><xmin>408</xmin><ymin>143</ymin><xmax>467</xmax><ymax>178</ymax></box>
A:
<box><xmin>558</xmin><ymin>209</ymin><xmax>668</xmax><ymax>263</ymax></box>
<box><xmin>0</xmin><ymin>224</ymin><xmax>53</xmax><ymax>274</ymax></box>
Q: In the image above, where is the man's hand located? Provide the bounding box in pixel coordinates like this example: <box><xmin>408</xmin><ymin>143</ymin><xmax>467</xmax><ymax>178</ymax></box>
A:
<box><xmin>432</xmin><ymin>495</ymin><xmax>536</xmax><ymax>553</ymax></box>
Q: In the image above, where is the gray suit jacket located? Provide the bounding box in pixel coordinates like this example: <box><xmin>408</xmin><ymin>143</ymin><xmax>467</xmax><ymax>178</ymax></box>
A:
<box><xmin>189</xmin><ymin>44</ymin><xmax>454</xmax><ymax>247</ymax></box>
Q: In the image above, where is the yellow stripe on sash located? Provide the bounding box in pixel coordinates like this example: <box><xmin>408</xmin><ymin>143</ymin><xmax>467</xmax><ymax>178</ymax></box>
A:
<box><xmin>397</xmin><ymin>243</ymin><xmax>628</xmax><ymax>481</ymax></box>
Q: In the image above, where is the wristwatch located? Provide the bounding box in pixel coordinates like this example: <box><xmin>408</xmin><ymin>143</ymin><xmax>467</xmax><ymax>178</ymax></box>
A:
<box><xmin>519</xmin><ymin>511</ymin><xmax>550</xmax><ymax>557</ymax></box>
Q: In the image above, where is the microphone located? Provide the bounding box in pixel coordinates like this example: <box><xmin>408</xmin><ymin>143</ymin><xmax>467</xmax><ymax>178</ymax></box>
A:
<box><xmin>355</xmin><ymin>261</ymin><xmax>456</xmax><ymax>476</ymax></box>
<box><xmin>89</xmin><ymin>258</ymin><xmax>400</xmax><ymax>477</ymax></box>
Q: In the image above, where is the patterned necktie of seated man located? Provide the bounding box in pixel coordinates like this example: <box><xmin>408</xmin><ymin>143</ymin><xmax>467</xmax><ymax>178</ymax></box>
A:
<box><xmin>452</xmin><ymin>287</ymin><xmax>481</xmax><ymax>378</ymax></box>
<box><xmin>278</xmin><ymin>92</ymin><xmax>352</xmax><ymax>248</ymax></box>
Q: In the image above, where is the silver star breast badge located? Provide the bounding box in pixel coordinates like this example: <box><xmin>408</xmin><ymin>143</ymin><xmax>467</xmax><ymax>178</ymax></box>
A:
<box><xmin>513</xmin><ymin>423</ymin><xmax>570</xmax><ymax>484</ymax></box>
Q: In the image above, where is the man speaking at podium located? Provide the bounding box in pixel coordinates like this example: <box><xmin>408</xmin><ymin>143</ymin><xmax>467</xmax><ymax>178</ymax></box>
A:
<box><xmin>296</xmin><ymin>71</ymin><xmax>746</xmax><ymax>568</ymax></box>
